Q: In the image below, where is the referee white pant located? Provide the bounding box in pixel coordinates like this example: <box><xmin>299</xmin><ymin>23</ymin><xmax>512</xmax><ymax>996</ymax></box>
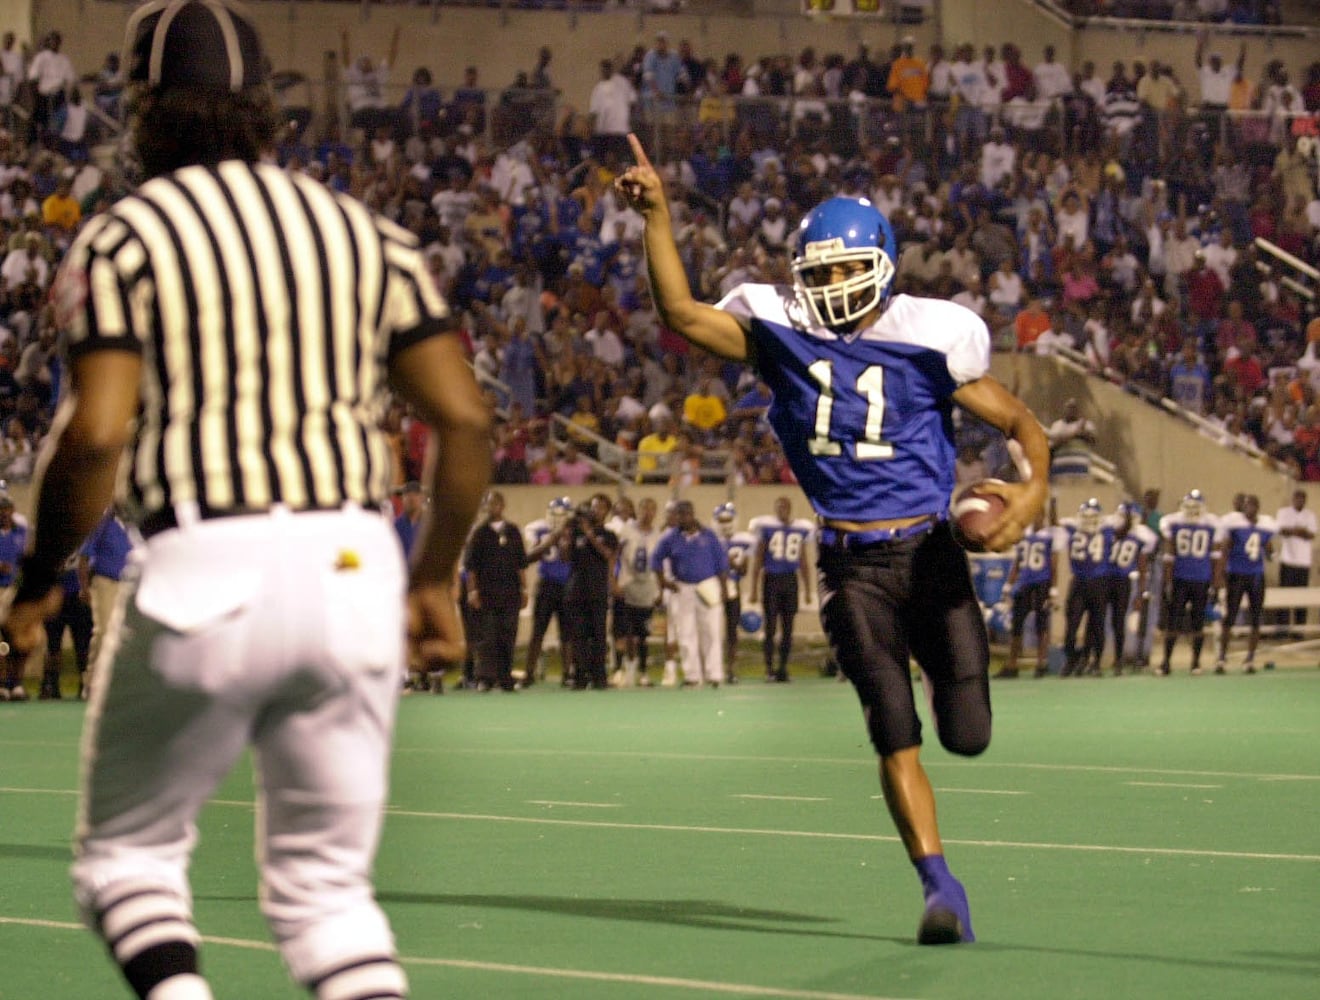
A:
<box><xmin>72</xmin><ymin>505</ymin><xmax>408</xmax><ymax>996</ymax></box>
<box><xmin>672</xmin><ymin>580</ymin><xmax>725</xmax><ymax>685</ymax></box>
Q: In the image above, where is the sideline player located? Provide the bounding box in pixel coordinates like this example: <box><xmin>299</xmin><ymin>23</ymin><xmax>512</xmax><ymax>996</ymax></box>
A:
<box><xmin>714</xmin><ymin>501</ymin><xmax>755</xmax><ymax>683</ymax></box>
<box><xmin>523</xmin><ymin>496</ymin><xmax>573</xmax><ymax>685</ymax></box>
<box><xmin>2</xmin><ymin>5</ymin><xmax>492</xmax><ymax>997</ymax></box>
<box><xmin>1158</xmin><ymin>489</ymin><xmax>1221</xmax><ymax>675</ymax></box>
<box><xmin>617</xmin><ymin>136</ymin><xmax>1049</xmax><ymax>944</ymax></box>
<box><xmin>1101</xmin><ymin>500</ymin><xmax>1157</xmax><ymax>675</ymax></box>
<box><xmin>614</xmin><ymin>496</ymin><xmax>662</xmax><ymax>686</ymax></box>
<box><xmin>749</xmin><ymin>496</ymin><xmax>815</xmax><ymax>683</ymax></box>
<box><xmin>1214</xmin><ymin>494</ymin><xmax>1275</xmax><ymax>674</ymax></box>
<box><xmin>1059</xmin><ymin>498</ymin><xmax>1109</xmax><ymax>676</ymax></box>
<box><xmin>997</xmin><ymin>502</ymin><xmax>1060</xmax><ymax>679</ymax></box>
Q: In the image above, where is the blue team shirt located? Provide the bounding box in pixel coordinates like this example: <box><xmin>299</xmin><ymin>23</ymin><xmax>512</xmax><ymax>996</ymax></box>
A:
<box><xmin>718</xmin><ymin>287</ymin><xmax>991</xmax><ymax>523</ymax></box>
<box><xmin>1061</xmin><ymin>520</ymin><xmax>1110</xmax><ymax>581</ymax></box>
<box><xmin>749</xmin><ymin>516</ymin><xmax>814</xmax><ymax>576</ymax></box>
<box><xmin>1012</xmin><ymin>526</ymin><xmax>1060</xmax><ymax>591</ymax></box>
<box><xmin>525</xmin><ymin>519</ymin><xmax>571</xmax><ymax>585</ymax></box>
<box><xmin>1104</xmin><ymin>521</ymin><xmax>1158</xmax><ymax>578</ymax></box>
<box><xmin>1160</xmin><ymin>513</ymin><xmax>1220</xmax><ymax>583</ymax></box>
<box><xmin>81</xmin><ymin>513</ymin><xmax>133</xmax><ymax>581</ymax></box>
<box><xmin>652</xmin><ymin>527</ymin><xmax>728</xmax><ymax>583</ymax></box>
<box><xmin>1216</xmin><ymin>513</ymin><xmax>1275</xmax><ymax>577</ymax></box>
<box><xmin>0</xmin><ymin>522</ymin><xmax>27</xmax><ymax>587</ymax></box>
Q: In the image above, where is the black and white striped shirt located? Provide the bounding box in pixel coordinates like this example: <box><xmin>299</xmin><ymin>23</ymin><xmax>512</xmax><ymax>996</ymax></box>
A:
<box><xmin>56</xmin><ymin>161</ymin><xmax>449</xmax><ymax>520</ymax></box>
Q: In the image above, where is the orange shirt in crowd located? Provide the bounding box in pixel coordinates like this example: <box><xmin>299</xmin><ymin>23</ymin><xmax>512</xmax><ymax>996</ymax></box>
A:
<box><xmin>1015</xmin><ymin>306</ymin><xmax>1051</xmax><ymax>351</ymax></box>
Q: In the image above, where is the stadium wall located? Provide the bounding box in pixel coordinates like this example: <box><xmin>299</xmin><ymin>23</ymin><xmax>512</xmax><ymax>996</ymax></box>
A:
<box><xmin>26</xmin><ymin>2</ymin><xmax>1320</xmax><ymax>116</ymax></box>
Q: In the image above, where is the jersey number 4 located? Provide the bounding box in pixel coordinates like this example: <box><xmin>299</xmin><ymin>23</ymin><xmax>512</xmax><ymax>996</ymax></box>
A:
<box><xmin>807</xmin><ymin>361</ymin><xmax>894</xmax><ymax>460</ymax></box>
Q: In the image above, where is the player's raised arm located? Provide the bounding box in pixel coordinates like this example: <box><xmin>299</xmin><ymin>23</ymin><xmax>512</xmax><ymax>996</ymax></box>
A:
<box><xmin>950</xmin><ymin>375</ymin><xmax>1050</xmax><ymax>552</ymax></box>
<box><xmin>615</xmin><ymin>133</ymin><xmax>750</xmax><ymax>361</ymax></box>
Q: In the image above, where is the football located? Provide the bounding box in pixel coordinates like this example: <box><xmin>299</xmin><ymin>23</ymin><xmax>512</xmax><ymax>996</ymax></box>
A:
<box><xmin>951</xmin><ymin>481</ymin><xmax>1008</xmax><ymax>552</ymax></box>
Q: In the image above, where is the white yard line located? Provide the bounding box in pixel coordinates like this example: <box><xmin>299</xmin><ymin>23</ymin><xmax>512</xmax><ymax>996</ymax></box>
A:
<box><xmin>734</xmin><ymin>794</ymin><xmax>831</xmax><ymax>802</ymax></box>
<box><xmin>526</xmin><ymin>800</ymin><xmax>623</xmax><ymax>809</ymax></box>
<box><xmin>1125</xmin><ymin>781</ymin><xmax>1223</xmax><ymax>790</ymax></box>
<box><xmin>2</xmin><ymin>787</ymin><xmax>1315</xmax><ymax>862</ymax></box>
<box><xmin>0</xmin><ymin>917</ymin><xmax>919</xmax><ymax>1000</ymax></box>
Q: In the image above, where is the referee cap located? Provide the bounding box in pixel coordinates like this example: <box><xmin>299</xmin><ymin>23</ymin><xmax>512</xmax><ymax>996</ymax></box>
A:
<box><xmin>125</xmin><ymin>0</ymin><xmax>267</xmax><ymax>92</ymax></box>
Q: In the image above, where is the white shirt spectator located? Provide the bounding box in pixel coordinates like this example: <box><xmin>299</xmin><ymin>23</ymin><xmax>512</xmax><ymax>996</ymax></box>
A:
<box><xmin>1198</xmin><ymin>61</ymin><xmax>1235</xmax><ymax>106</ymax></box>
<box><xmin>60</xmin><ymin>100</ymin><xmax>88</xmax><ymax>143</ymax></box>
<box><xmin>1033</xmin><ymin>59</ymin><xmax>1073</xmax><ymax>103</ymax></box>
<box><xmin>1275</xmin><ymin>501</ymin><xmax>1317</xmax><ymax>570</ymax></box>
<box><xmin>1</xmin><ymin>246</ymin><xmax>49</xmax><ymax>289</ymax></box>
<box><xmin>1055</xmin><ymin>204</ymin><xmax>1089</xmax><ymax>248</ymax></box>
<box><xmin>589</xmin><ymin>71</ymin><xmax>635</xmax><ymax>137</ymax></box>
<box><xmin>28</xmin><ymin>46</ymin><xmax>75</xmax><ymax>97</ymax></box>
<box><xmin>1201</xmin><ymin>240</ymin><xmax>1237</xmax><ymax>288</ymax></box>
<box><xmin>344</xmin><ymin>61</ymin><xmax>390</xmax><ymax>113</ymax></box>
<box><xmin>950</xmin><ymin>58</ymin><xmax>987</xmax><ymax>107</ymax></box>
<box><xmin>586</xmin><ymin>326</ymin><xmax>625</xmax><ymax>367</ymax></box>
<box><xmin>0</xmin><ymin>43</ymin><xmax>23</xmax><ymax>106</ymax></box>
<box><xmin>980</xmin><ymin>136</ymin><xmax>1016</xmax><ymax>189</ymax></box>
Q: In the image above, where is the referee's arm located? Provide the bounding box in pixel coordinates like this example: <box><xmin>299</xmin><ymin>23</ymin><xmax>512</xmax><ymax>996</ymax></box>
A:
<box><xmin>6</xmin><ymin>349</ymin><xmax>142</xmax><ymax>650</ymax></box>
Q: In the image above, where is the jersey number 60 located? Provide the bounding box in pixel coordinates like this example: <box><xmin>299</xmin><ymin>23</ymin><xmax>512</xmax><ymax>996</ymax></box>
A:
<box><xmin>807</xmin><ymin>360</ymin><xmax>894</xmax><ymax>460</ymax></box>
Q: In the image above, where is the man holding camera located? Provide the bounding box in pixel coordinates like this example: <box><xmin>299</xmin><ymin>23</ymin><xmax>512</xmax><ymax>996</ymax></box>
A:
<box><xmin>565</xmin><ymin>493</ymin><xmax>619</xmax><ymax>690</ymax></box>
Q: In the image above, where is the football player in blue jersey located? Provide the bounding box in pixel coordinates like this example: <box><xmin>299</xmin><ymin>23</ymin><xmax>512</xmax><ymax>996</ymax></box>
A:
<box><xmin>1157</xmin><ymin>490</ymin><xmax>1222</xmax><ymax>676</ymax></box>
<box><xmin>1213</xmin><ymin>494</ymin><xmax>1276</xmax><ymax>674</ymax></box>
<box><xmin>1101</xmin><ymin>501</ymin><xmax>1158</xmax><ymax>676</ymax></box>
<box><xmin>618</xmin><ymin>135</ymin><xmax>1050</xmax><ymax>945</ymax></box>
<box><xmin>749</xmin><ymin>496</ymin><xmax>816</xmax><ymax>683</ymax></box>
<box><xmin>714</xmin><ymin>502</ymin><xmax>756</xmax><ymax>683</ymax></box>
<box><xmin>998</xmin><ymin>502</ymin><xmax>1062</xmax><ymax>679</ymax></box>
<box><xmin>523</xmin><ymin>496</ymin><xmax>574</xmax><ymax>686</ymax></box>
<box><xmin>1060</xmin><ymin>499</ymin><xmax>1111</xmax><ymax>677</ymax></box>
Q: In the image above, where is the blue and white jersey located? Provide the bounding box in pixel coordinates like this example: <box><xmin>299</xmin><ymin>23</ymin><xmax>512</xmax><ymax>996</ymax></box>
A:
<box><xmin>524</xmin><ymin>518</ymin><xmax>571</xmax><ymax>585</ymax></box>
<box><xmin>1060</xmin><ymin>518</ymin><xmax>1110</xmax><ymax>582</ymax></box>
<box><xmin>617</xmin><ymin>523</ymin><xmax>662</xmax><ymax>607</ymax></box>
<box><xmin>1104</xmin><ymin>520</ymin><xmax>1158</xmax><ymax>578</ymax></box>
<box><xmin>722</xmin><ymin>529</ymin><xmax>757</xmax><ymax>600</ymax></box>
<box><xmin>1012</xmin><ymin>525</ymin><xmax>1063</xmax><ymax>591</ymax></box>
<box><xmin>748</xmin><ymin>515</ymin><xmax>816</xmax><ymax>576</ymax></box>
<box><xmin>717</xmin><ymin>286</ymin><xmax>990</xmax><ymax>522</ymax></box>
<box><xmin>1215</xmin><ymin>513</ymin><xmax>1276</xmax><ymax>577</ymax></box>
<box><xmin>1160</xmin><ymin>512</ymin><xmax>1221</xmax><ymax>583</ymax></box>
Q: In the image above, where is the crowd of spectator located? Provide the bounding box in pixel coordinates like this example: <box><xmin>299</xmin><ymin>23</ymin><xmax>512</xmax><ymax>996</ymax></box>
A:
<box><xmin>1</xmin><ymin>18</ymin><xmax>1320</xmax><ymax>490</ymax></box>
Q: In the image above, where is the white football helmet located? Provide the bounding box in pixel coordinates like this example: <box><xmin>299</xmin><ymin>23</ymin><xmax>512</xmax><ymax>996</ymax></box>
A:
<box><xmin>1078</xmin><ymin>498</ymin><xmax>1103</xmax><ymax>533</ymax></box>
<box><xmin>1180</xmin><ymin>490</ymin><xmax>1206</xmax><ymax>520</ymax></box>
<box><xmin>548</xmin><ymin>496</ymin><xmax>573</xmax><ymax>528</ymax></box>
<box><xmin>713</xmin><ymin>502</ymin><xmax>737</xmax><ymax>539</ymax></box>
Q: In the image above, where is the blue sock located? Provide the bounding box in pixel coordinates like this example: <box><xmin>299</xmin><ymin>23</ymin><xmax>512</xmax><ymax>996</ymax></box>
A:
<box><xmin>914</xmin><ymin>854</ymin><xmax>954</xmax><ymax>895</ymax></box>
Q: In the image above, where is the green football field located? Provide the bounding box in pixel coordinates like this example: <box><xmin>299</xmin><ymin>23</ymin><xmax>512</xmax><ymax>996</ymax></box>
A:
<box><xmin>2</xmin><ymin>665</ymin><xmax>1318</xmax><ymax>1000</ymax></box>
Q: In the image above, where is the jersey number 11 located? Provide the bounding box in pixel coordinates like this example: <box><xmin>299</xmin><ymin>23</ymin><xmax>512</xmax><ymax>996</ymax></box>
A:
<box><xmin>807</xmin><ymin>360</ymin><xmax>894</xmax><ymax>460</ymax></box>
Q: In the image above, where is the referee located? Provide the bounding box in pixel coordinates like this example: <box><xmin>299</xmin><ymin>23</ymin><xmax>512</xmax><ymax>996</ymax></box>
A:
<box><xmin>2</xmin><ymin>4</ymin><xmax>491</xmax><ymax>1000</ymax></box>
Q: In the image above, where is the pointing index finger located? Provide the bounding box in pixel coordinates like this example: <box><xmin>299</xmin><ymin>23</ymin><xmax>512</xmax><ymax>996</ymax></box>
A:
<box><xmin>626</xmin><ymin>133</ymin><xmax>654</xmax><ymax>172</ymax></box>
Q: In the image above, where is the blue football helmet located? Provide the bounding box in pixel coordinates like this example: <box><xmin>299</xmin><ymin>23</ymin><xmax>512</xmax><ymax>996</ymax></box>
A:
<box><xmin>1180</xmin><ymin>489</ymin><xmax>1206</xmax><ymax>519</ymax></box>
<box><xmin>1078</xmin><ymin>498</ymin><xmax>1104</xmax><ymax>533</ymax></box>
<box><xmin>791</xmin><ymin>197</ymin><xmax>897</xmax><ymax>329</ymax></box>
<box><xmin>739</xmin><ymin>609</ymin><xmax>763</xmax><ymax>634</ymax></box>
